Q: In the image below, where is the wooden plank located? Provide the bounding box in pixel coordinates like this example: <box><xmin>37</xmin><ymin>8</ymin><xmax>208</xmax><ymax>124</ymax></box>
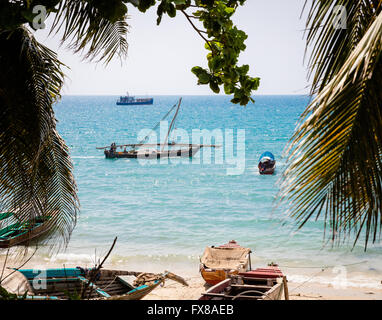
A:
<box><xmin>44</xmin><ymin>277</ymin><xmax>78</xmax><ymax>283</ymax></box>
<box><xmin>202</xmin><ymin>292</ymin><xmax>261</xmax><ymax>300</ymax></box>
<box><xmin>18</xmin><ymin>268</ymin><xmax>83</xmax><ymax>279</ymax></box>
<box><xmin>103</xmin><ymin>289</ymin><xmax>128</xmax><ymax>296</ymax></box>
<box><xmin>78</xmin><ymin>276</ymin><xmax>111</xmax><ymax>298</ymax></box>
<box><xmin>99</xmin><ymin>270</ymin><xmax>142</xmax><ymax>277</ymax></box>
<box><xmin>117</xmin><ymin>276</ymin><xmax>135</xmax><ymax>290</ymax></box>
<box><xmin>239</xmin><ymin>276</ymin><xmax>277</xmax><ymax>282</ymax></box>
<box><xmin>96</xmin><ymin>284</ymin><xmax>127</xmax><ymax>293</ymax></box>
<box><xmin>283</xmin><ymin>276</ymin><xmax>289</xmax><ymax>300</ymax></box>
<box><xmin>231</xmin><ymin>284</ymin><xmax>272</xmax><ymax>290</ymax></box>
<box><xmin>262</xmin><ymin>282</ymin><xmax>283</xmax><ymax>300</ymax></box>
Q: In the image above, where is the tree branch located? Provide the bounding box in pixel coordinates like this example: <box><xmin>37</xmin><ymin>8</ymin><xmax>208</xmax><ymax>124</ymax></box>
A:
<box><xmin>181</xmin><ymin>10</ymin><xmax>215</xmax><ymax>54</ymax></box>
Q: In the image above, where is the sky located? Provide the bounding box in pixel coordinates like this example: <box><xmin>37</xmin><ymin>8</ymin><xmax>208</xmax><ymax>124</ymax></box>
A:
<box><xmin>34</xmin><ymin>0</ymin><xmax>312</xmax><ymax>96</ymax></box>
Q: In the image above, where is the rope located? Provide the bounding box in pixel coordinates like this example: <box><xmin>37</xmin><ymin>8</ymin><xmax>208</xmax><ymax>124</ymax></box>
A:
<box><xmin>100</xmin><ymin>276</ymin><xmax>118</xmax><ymax>291</ymax></box>
<box><xmin>278</xmin><ymin>260</ymin><xmax>368</xmax><ymax>269</ymax></box>
<box><xmin>137</xmin><ymin>103</ymin><xmax>178</xmax><ymax>146</ymax></box>
<box><xmin>288</xmin><ymin>269</ymin><xmax>326</xmax><ymax>293</ymax></box>
<box><xmin>232</xmin><ymin>290</ymin><xmax>274</xmax><ymax>300</ymax></box>
<box><xmin>282</xmin><ymin>260</ymin><xmax>369</xmax><ymax>293</ymax></box>
<box><xmin>133</xmin><ymin>272</ymin><xmax>165</xmax><ymax>287</ymax></box>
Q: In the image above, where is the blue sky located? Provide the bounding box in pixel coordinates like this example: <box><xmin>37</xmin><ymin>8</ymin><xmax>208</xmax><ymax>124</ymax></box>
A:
<box><xmin>35</xmin><ymin>0</ymin><xmax>311</xmax><ymax>95</ymax></box>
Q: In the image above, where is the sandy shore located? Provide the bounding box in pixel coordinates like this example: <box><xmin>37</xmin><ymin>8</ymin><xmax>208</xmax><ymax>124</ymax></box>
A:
<box><xmin>1</xmin><ymin>254</ymin><xmax>382</xmax><ymax>300</ymax></box>
<box><xmin>141</xmin><ymin>273</ymin><xmax>382</xmax><ymax>300</ymax></box>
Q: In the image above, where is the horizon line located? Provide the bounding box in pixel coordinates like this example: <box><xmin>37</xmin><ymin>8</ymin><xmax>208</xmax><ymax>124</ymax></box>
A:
<box><xmin>60</xmin><ymin>93</ymin><xmax>312</xmax><ymax>97</ymax></box>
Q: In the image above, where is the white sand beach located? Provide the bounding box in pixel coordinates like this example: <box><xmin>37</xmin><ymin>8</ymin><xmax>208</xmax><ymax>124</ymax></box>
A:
<box><xmin>2</xmin><ymin>254</ymin><xmax>382</xmax><ymax>300</ymax></box>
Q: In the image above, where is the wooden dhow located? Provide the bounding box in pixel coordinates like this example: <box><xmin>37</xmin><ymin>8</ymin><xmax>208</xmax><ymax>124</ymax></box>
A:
<box><xmin>97</xmin><ymin>98</ymin><xmax>221</xmax><ymax>159</ymax></box>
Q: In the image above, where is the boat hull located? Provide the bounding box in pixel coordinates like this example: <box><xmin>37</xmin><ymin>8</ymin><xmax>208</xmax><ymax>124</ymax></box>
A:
<box><xmin>199</xmin><ymin>266</ymin><xmax>285</xmax><ymax>300</ymax></box>
<box><xmin>0</xmin><ymin>218</ymin><xmax>51</xmax><ymax>248</ymax></box>
<box><xmin>15</xmin><ymin>268</ymin><xmax>165</xmax><ymax>300</ymax></box>
<box><xmin>116</xmin><ymin>98</ymin><xmax>154</xmax><ymax>105</ymax></box>
<box><xmin>199</xmin><ymin>240</ymin><xmax>251</xmax><ymax>286</ymax></box>
<box><xmin>258</xmin><ymin>151</ymin><xmax>276</xmax><ymax>175</ymax></box>
<box><xmin>259</xmin><ymin>164</ymin><xmax>276</xmax><ymax>175</ymax></box>
<box><xmin>200</xmin><ymin>268</ymin><xmax>239</xmax><ymax>286</ymax></box>
<box><xmin>104</xmin><ymin>146</ymin><xmax>201</xmax><ymax>159</ymax></box>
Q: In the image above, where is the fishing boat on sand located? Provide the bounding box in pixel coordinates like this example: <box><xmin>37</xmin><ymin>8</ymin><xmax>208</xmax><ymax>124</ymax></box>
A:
<box><xmin>0</xmin><ymin>212</ymin><xmax>52</xmax><ymax>248</ymax></box>
<box><xmin>4</xmin><ymin>267</ymin><xmax>188</xmax><ymax>300</ymax></box>
<box><xmin>199</xmin><ymin>240</ymin><xmax>252</xmax><ymax>286</ymax></box>
<box><xmin>97</xmin><ymin>98</ymin><xmax>220</xmax><ymax>159</ymax></box>
<box><xmin>258</xmin><ymin>151</ymin><xmax>276</xmax><ymax>175</ymax></box>
<box><xmin>199</xmin><ymin>265</ymin><xmax>286</xmax><ymax>300</ymax></box>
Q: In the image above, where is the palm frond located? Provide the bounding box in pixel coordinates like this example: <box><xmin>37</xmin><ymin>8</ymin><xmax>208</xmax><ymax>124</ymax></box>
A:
<box><xmin>51</xmin><ymin>0</ymin><xmax>129</xmax><ymax>64</ymax></box>
<box><xmin>280</xmin><ymin>10</ymin><xmax>382</xmax><ymax>248</ymax></box>
<box><xmin>304</xmin><ymin>0</ymin><xmax>380</xmax><ymax>93</ymax></box>
<box><xmin>0</xmin><ymin>27</ymin><xmax>79</xmax><ymax>249</ymax></box>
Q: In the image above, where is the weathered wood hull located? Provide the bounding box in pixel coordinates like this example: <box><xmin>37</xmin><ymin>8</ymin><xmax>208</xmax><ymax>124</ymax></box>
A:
<box><xmin>16</xmin><ymin>268</ymin><xmax>164</xmax><ymax>300</ymax></box>
<box><xmin>199</xmin><ymin>240</ymin><xmax>251</xmax><ymax>286</ymax></box>
<box><xmin>199</xmin><ymin>270</ymin><xmax>285</xmax><ymax>300</ymax></box>
<box><xmin>105</xmin><ymin>146</ymin><xmax>201</xmax><ymax>159</ymax></box>
<box><xmin>200</xmin><ymin>268</ymin><xmax>239</xmax><ymax>286</ymax></box>
<box><xmin>0</xmin><ymin>220</ymin><xmax>50</xmax><ymax>249</ymax></box>
<box><xmin>199</xmin><ymin>266</ymin><xmax>284</xmax><ymax>300</ymax></box>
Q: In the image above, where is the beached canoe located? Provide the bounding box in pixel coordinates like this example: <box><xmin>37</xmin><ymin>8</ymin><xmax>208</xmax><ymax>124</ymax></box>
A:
<box><xmin>199</xmin><ymin>265</ymin><xmax>285</xmax><ymax>300</ymax></box>
<box><xmin>199</xmin><ymin>240</ymin><xmax>252</xmax><ymax>286</ymax></box>
<box><xmin>0</xmin><ymin>212</ymin><xmax>51</xmax><ymax>248</ymax></box>
<box><xmin>258</xmin><ymin>151</ymin><xmax>276</xmax><ymax>175</ymax></box>
<box><xmin>11</xmin><ymin>268</ymin><xmax>188</xmax><ymax>300</ymax></box>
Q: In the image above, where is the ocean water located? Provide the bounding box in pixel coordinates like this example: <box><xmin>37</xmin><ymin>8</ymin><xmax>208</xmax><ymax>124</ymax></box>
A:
<box><xmin>36</xmin><ymin>95</ymin><xmax>382</xmax><ymax>287</ymax></box>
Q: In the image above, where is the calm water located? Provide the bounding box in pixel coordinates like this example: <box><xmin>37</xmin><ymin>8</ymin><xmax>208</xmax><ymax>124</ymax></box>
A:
<box><xmin>44</xmin><ymin>95</ymin><xmax>382</xmax><ymax>285</ymax></box>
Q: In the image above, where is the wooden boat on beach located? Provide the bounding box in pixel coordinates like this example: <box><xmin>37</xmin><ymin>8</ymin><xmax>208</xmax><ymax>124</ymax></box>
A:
<box><xmin>199</xmin><ymin>240</ymin><xmax>252</xmax><ymax>286</ymax></box>
<box><xmin>10</xmin><ymin>267</ymin><xmax>188</xmax><ymax>300</ymax></box>
<box><xmin>258</xmin><ymin>151</ymin><xmax>276</xmax><ymax>175</ymax></box>
<box><xmin>0</xmin><ymin>212</ymin><xmax>51</xmax><ymax>248</ymax></box>
<box><xmin>199</xmin><ymin>265</ymin><xmax>285</xmax><ymax>300</ymax></box>
<box><xmin>97</xmin><ymin>98</ymin><xmax>220</xmax><ymax>159</ymax></box>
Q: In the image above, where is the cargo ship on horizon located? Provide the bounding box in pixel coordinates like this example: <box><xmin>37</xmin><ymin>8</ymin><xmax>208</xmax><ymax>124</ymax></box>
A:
<box><xmin>116</xmin><ymin>92</ymin><xmax>154</xmax><ymax>105</ymax></box>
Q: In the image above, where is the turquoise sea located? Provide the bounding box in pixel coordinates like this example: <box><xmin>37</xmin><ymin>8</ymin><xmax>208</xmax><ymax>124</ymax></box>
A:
<box><xmin>38</xmin><ymin>95</ymin><xmax>382</xmax><ymax>287</ymax></box>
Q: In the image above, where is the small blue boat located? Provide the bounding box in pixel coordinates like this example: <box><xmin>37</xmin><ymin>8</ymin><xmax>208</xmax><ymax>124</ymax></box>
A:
<box><xmin>258</xmin><ymin>152</ymin><xmax>276</xmax><ymax>175</ymax></box>
<box><xmin>116</xmin><ymin>93</ymin><xmax>153</xmax><ymax>105</ymax></box>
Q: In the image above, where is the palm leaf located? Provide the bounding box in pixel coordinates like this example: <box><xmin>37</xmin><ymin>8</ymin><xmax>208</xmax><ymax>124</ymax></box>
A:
<box><xmin>280</xmin><ymin>10</ymin><xmax>382</xmax><ymax>248</ymax></box>
<box><xmin>50</xmin><ymin>0</ymin><xmax>129</xmax><ymax>64</ymax></box>
<box><xmin>0</xmin><ymin>27</ymin><xmax>79</xmax><ymax>249</ymax></box>
<box><xmin>304</xmin><ymin>0</ymin><xmax>380</xmax><ymax>93</ymax></box>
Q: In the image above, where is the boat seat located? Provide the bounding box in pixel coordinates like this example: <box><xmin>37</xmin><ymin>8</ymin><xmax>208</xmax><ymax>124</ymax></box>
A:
<box><xmin>0</xmin><ymin>230</ymin><xmax>19</xmax><ymax>237</ymax></box>
<box><xmin>117</xmin><ymin>276</ymin><xmax>135</xmax><ymax>291</ymax></box>
<box><xmin>77</xmin><ymin>276</ymin><xmax>111</xmax><ymax>298</ymax></box>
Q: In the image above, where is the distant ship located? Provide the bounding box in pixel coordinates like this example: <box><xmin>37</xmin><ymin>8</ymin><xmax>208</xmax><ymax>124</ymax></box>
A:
<box><xmin>116</xmin><ymin>92</ymin><xmax>154</xmax><ymax>105</ymax></box>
